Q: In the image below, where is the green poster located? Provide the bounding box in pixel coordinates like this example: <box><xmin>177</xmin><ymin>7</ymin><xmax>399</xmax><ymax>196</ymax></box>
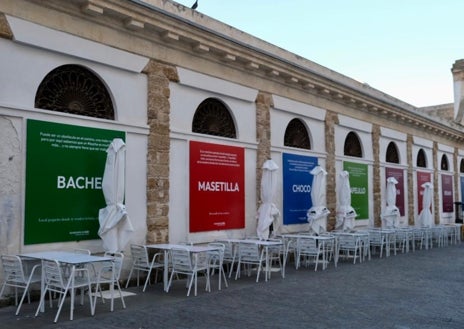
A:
<box><xmin>343</xmin><ymin>161</ymin><xmax>368</xmax><ymax>220</ymax></box>
<box><xmin>24</xmin><ymin>119</ymin><xmax>125</xmax><ymax>244</ymax></box>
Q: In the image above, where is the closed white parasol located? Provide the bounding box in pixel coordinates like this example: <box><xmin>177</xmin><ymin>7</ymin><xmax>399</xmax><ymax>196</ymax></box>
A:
<box><xmin>381</xmin><ymin>177</ymin><xmax>400</xmax><ymax>228</ymax></box>
<box><xmin>98</xmin><ymin>138</ymin><xmax>134</xmax><ymax>253</ymax></box>
<box><xmin>256</xmin><ymin>159</ymin><xmax>280</xmax><ymax>240</ymax></box>
<box><xmin>335</xmin><ymin>170</ymin><xmax>357</xmax><ymax>231</ymax></box>
<box><xmin>418</xmin><ymin>182</ymin><xmax>433</xmax><ymax>227</ymax></box>
<box><xmin>307</xmin><ymin>166</ymin><xmax>330</xmax><ymax>234</ymax></box>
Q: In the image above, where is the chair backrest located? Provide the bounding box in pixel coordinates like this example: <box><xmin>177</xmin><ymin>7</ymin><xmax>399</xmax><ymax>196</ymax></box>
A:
<box><xmin>296</xmin><ymin>237</ymin><xmax>319</xmax><ymax>254</ymax></box>
<box><xmin>208</xmin><ymin>242</ymin><xmax>225</xmax><ymax>253</ymax></box>
<box><xmin>170</xmin><ymin>247</ymin><xmax>192</xmax><ymax>272</ymax></box>
<box><xmin>74</xmin><ymin>248</ymin><xmax>91</xmax><ymax>255</ymax></box>
<box><xmin>221</xmin><ymin>242</ymin><xmax>234</xmax><ymax>261</ymax></box>
<box><xmin>207</xmin><ymin>243</ymin><xmax>225</xmax><ymax>264</ymax></box>
<box><xmin>1</xmin><ymin>255</ymin><xmax>26</xmax><ymax>284</ymax></box>
<box><xmin>237</xmin><ymin>243</ymin><xmax>261</xmax><ymax>262</ymax></box>
<box><xmin>104</xmin><ymin>252</ymin><xmax>124</xmax><ymax>280</ymax></box>
<box><xmin>368</xmin><ymin>231</ymin><xmax>384</xmax><ymax>244</ymax></box>
<box><xmin>338</xmin><ymin>234</ymin><xmax>360</xmax><ymax>249</ymax></box>
<box><xmin>42</xmin><ymin>259</ymin><xmax>65</xmax><ymax>288</ymax></box>
<box><xmin>130</xmin><ymin>244</ymin><xmax>150</xmax><ymax>268</ymax></box>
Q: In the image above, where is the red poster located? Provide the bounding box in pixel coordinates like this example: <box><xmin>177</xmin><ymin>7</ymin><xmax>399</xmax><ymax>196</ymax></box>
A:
<box><xmin>189</xmin><ymin>141</ymin><xmax>245</xmax><ymax>232</ymax></box>
<box><xmin>385</xmin><ymin>167</ymin><xmax>405</xmax><ymax>216</ymax></box>
<box><xmin>417</xmin><ymin>171</ymin><xmax>431</xmax><ymax>213</ymax></box>
<box><xmin>441</xmin><ymin>174</ymin><xmax>453</xmax><ymax>213</ymax></box>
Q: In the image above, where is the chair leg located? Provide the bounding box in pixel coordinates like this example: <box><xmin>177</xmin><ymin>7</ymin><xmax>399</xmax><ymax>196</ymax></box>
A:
<box><xmin>54</xmin><ymin>290</ymin><xmax>67</xmax><ymax>323</ymax></box>
<box><xmin>142</xmin><ymin>268</ymin><xmax>153</xmax><ymax>292</ymax></box>
<box><xmin>125</xmin><ymin>268</ymin><xmax>134</xmax><ymax>289</ymax></box>
<box><xmin>15</xmin><ymin>284</ymin><xmax>30</xmax><ymax>315</ymax></box>
<box><xmin>116</xmin><ymin>280</ymin><xmax>126</xmax><ymax>309</ymax></box>
<box><xmin>221</xmin><ymin>267</ymin><xmax>228</xmax><ymax>288</ymax></box>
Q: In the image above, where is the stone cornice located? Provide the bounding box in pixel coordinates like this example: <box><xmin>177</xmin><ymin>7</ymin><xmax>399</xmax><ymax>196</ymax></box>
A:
<box><xmin>19</xmin><ymin>0</ymin><xmax>464</xmax><ymax>143</ymax></box>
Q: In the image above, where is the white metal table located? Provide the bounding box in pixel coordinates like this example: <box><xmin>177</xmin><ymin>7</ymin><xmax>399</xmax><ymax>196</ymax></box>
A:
<box><xmin>218</xmin><ymin>239</ymin><xmax>284</xmax><ymax>281</ymax></box>
<box><xmin>20</xmin><ymin>251</ymin><xmax>114</xmax><ymax>317</ymax></box>
<box><xmin>145</xmin><ymin>244</ymin><xmax>221</xmax><ymax>292</ymax></box>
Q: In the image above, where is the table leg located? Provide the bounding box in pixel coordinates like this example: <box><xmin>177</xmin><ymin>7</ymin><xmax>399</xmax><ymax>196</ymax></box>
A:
<box><xmin>265</xmin><ymin>247</ymin><xmax>269</xmax><ymax>282</ymax></box>
<box><xmin>163</xmin><ymin>250</ymin><xmax>169</xmax><ymax>292</ymax></box>
<box><xmin>70</xmin><ymin>266</ymin><xmax>75</xmax><ymax>321</ymax></box>
<box><xmin>110</xmin><ymin>261</ymin><xmax>115</xmax><ymax>312</ymax></box>
<box><xmin>39</xmin><ymin>260</ymin><xmax>45</xmax><ymax>312</ymax></box>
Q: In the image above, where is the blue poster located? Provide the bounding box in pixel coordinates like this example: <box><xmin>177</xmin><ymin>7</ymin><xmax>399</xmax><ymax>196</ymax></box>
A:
<box><xmin>282</xmin><ymin>153</ymin><xmax>318</xmax><ymax>225</ymax></box>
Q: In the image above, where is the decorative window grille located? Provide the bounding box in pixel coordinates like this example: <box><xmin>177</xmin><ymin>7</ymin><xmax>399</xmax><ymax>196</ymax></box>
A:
<box><xmin>343</xmin><ymin>132</ymin><xmax>362</xmax><ymax>157</ymax></box>
<box><xmin>283</xmin><ymin>118</ymin><xmax>311</xmax><ymax>149</ymax></box>
<box><xmin>416</xmin><ymin>149</ymin><xmax>427</xmax><ymax>168</ymax></box>
<box><xmin>35</xmin><ymin>64</ymin><xmax>114</xmax><ymax>119</ymax></box>
<box><xmin>386</xmin><ymin>142</ymin><xmax>400</xmax><ymax>163</ymax></box>
<box><xmin>192</xmin><ymin>98</ymin><xmax>236</xmax><ymax>138</ymax></box>
<box><xmin>440</xmin><ymin>155</ymin><xmax>449</xmax><ymax>171</ymax></box>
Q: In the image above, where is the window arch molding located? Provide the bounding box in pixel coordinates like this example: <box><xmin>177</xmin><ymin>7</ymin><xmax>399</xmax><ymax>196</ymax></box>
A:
<box><xmin>344</xmin><ymin>131</ymin><xmax>363</xmax><ymax>158</ymax></box>
<box><xmin>283</xmin><ymin>118</ymin><xmax>311</xmax><ymax>150</ymax></box>
<box><xmin>35</xmin><ymin>64</ymin><xmax>115</xmax><ymax>119</ymax></box>
<box><xmin>192</xmin><ymin>97</ymin><xmax>237</xmax><ymax>138</ymax></box>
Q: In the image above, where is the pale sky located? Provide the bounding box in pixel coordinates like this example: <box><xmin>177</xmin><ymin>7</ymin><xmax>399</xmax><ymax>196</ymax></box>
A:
<box><xmin>173</xmin><ymin>0</ymin><xmax>464</xmax><ymax>107</ymax></box>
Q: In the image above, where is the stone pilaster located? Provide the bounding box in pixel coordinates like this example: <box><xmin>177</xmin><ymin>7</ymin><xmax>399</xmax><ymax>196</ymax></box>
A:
<box><xmin>454</xmin><ymin>147</ymin><xmax>460</xmax><ymax>208</ymax></box>
<box><xmin>433</xmin><ymin>141</ymin><xmax>439</xmax><ymax>224</ymax></box>
<box><xmin>0</xmin><ymin>14</ymin><xmax>13</xmax><ymax>39</ymax></box>
<box><xmin>143</xmin><ymin>60</ymin><xmax>179</xmax><ymax>244</ymax></box>
<box><xmin>372</xmin><ymin>124</ymin><xmax>381</xmax><ymax>227</ymax></box>
<box><xmin>407</xmin><ymin>134</ymin><xmax>414</xmax><ymax>225</ymax></box>
<box><xmin>325</xmin><ymin>110</ymin><xmax>338</xmax><ymax>231</ymax></box>
<box><xmin>255</xmin><ymin>92</ymin><xmax>273</xmax><ymax>205</ymax></box>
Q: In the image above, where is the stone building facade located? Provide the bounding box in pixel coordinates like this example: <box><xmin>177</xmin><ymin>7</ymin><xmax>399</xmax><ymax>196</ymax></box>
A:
<box><xmin>1</xmin><ymin>0</ymin><xmax>464</xmax><ymax>282</ymax></box>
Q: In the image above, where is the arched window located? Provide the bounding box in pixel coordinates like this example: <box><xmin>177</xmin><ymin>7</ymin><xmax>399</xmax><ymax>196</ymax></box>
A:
<box><xmin>386</xmin><ymin>142</ymin><xmax>400</xmax><ymax>163</ymax></box>
<box><xmin>35</xmin><ymin>64</ymin><xmax>114</xmax><ymax>119</ymax></box>
<box><xmin>440</xmin><ymin>155</ymin><xmax>449</xmax><ymax>171</ymax></box>
<box><xmin>344</xmin><ymin>132</ymin><xmax>363</xmax><ymax>157</ymax></box>
<box><xmin>416</xmin><ymin>149</ymin><xmax>427</xmax><ymax>168</ymax></box>
<box><xmin>460</xmin><ymin>159</ymin><xmax>464</xmax><ymax>173</ymax></box>
<box><xmin>283</xmin><ymin>118</ymin><xmax>311</xmax><ymax>149</ymax></box>
<box><xmin>192</xmin><ymin>98</ymin><xmax>236</xmax><ymax>138</ymax></box>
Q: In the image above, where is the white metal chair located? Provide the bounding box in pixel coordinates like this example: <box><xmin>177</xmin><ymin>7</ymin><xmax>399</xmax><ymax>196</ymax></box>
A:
<box><xmin>167</xmin><ymin>246</ymin><xmax>210</xmax><ymax>296</ymax></box>
<box><xmin>368</xmin><ymin>230</ymin><xmax>386</xmax><ymax>258</ymax></box>
<box><xmin>431</xmin><ymin>226</ymin><xmax>445</xmax><ymax>248</ymax></box>
<box><xmin>234</xmin><ymin>242</ymin><xmax>265</xmax><ymax>282</ymax></box>
<box><xmin>207</xmin><ymin>243</ymin><xmax>228</xmax><ymax>290</ymax></box>
<box><xmin>91</xmin><ymin>252</ymin><xmax>126</xmax><ymax>312</ymax></box>
<box><xmin>394</xmin><ymin>229</ymin><xmax>410</xmax><ymax>253</ymax></box>
<box><xmin>282</xmin><ymin>236</ymin><xmax>298</xmax><ymax>269</ymax></box>
<box><xmin>266</xmin><ymin>238</ymin><xmax>284</xmax><ymax>278</ymax></box>
<box><xmin>220</xmin><ymin>241</ymin><xmax>236</xmax><ymax>278</ymax></box>
<box><xmin>35</xmin><ymin>259</ymin><xmax>94</xmax><ymax>323</ymax></box>
<box><xmin>295</xmin><ymin>237</ymin><xmax>321</xmax><ymax>271</ymax></box>
<box><xmin>0</xmin><ymin>255</ymin><xmax>41</xmax><ymax>315</ymax></box>
<box><xmin>125</xmin><ymin>244</ymin><xmax>164</xmax><ymax>292</ymax></box>
<box><xmin>337</xmin><ymin>234</ymin><xmax>361</xmax><ymax>264</ymax></box>
<box><xmin>411</xmin><ymin>228</ymin><xmax>424</xmax><ymax>251</ymax></box>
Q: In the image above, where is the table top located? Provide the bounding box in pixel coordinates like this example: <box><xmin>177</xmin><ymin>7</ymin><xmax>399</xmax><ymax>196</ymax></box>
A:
<box><xmin>218</xmin><ymin>238</ymin><xmax>283</xmax><ymax>246</ymax></box>
<box><xmin>145</xmin><ymin>244</ymin><xmax>220</xmax><ymax>253</ymax></box>
<box><xmin>280</xmin><ymin>234</ymin><xmax>335</xmax><ymax>240</ymax></box>
<box><xmin>20</xmin><ymin>251</ymin><xmax>112</xmax><ymax>264</ymax></box>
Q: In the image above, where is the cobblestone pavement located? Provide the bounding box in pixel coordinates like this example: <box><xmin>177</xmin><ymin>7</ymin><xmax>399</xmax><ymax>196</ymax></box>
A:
<box><xmin>1</xmin><ymin>242</ymin><xmax>463</xmax><ymax>329</ymax></box>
